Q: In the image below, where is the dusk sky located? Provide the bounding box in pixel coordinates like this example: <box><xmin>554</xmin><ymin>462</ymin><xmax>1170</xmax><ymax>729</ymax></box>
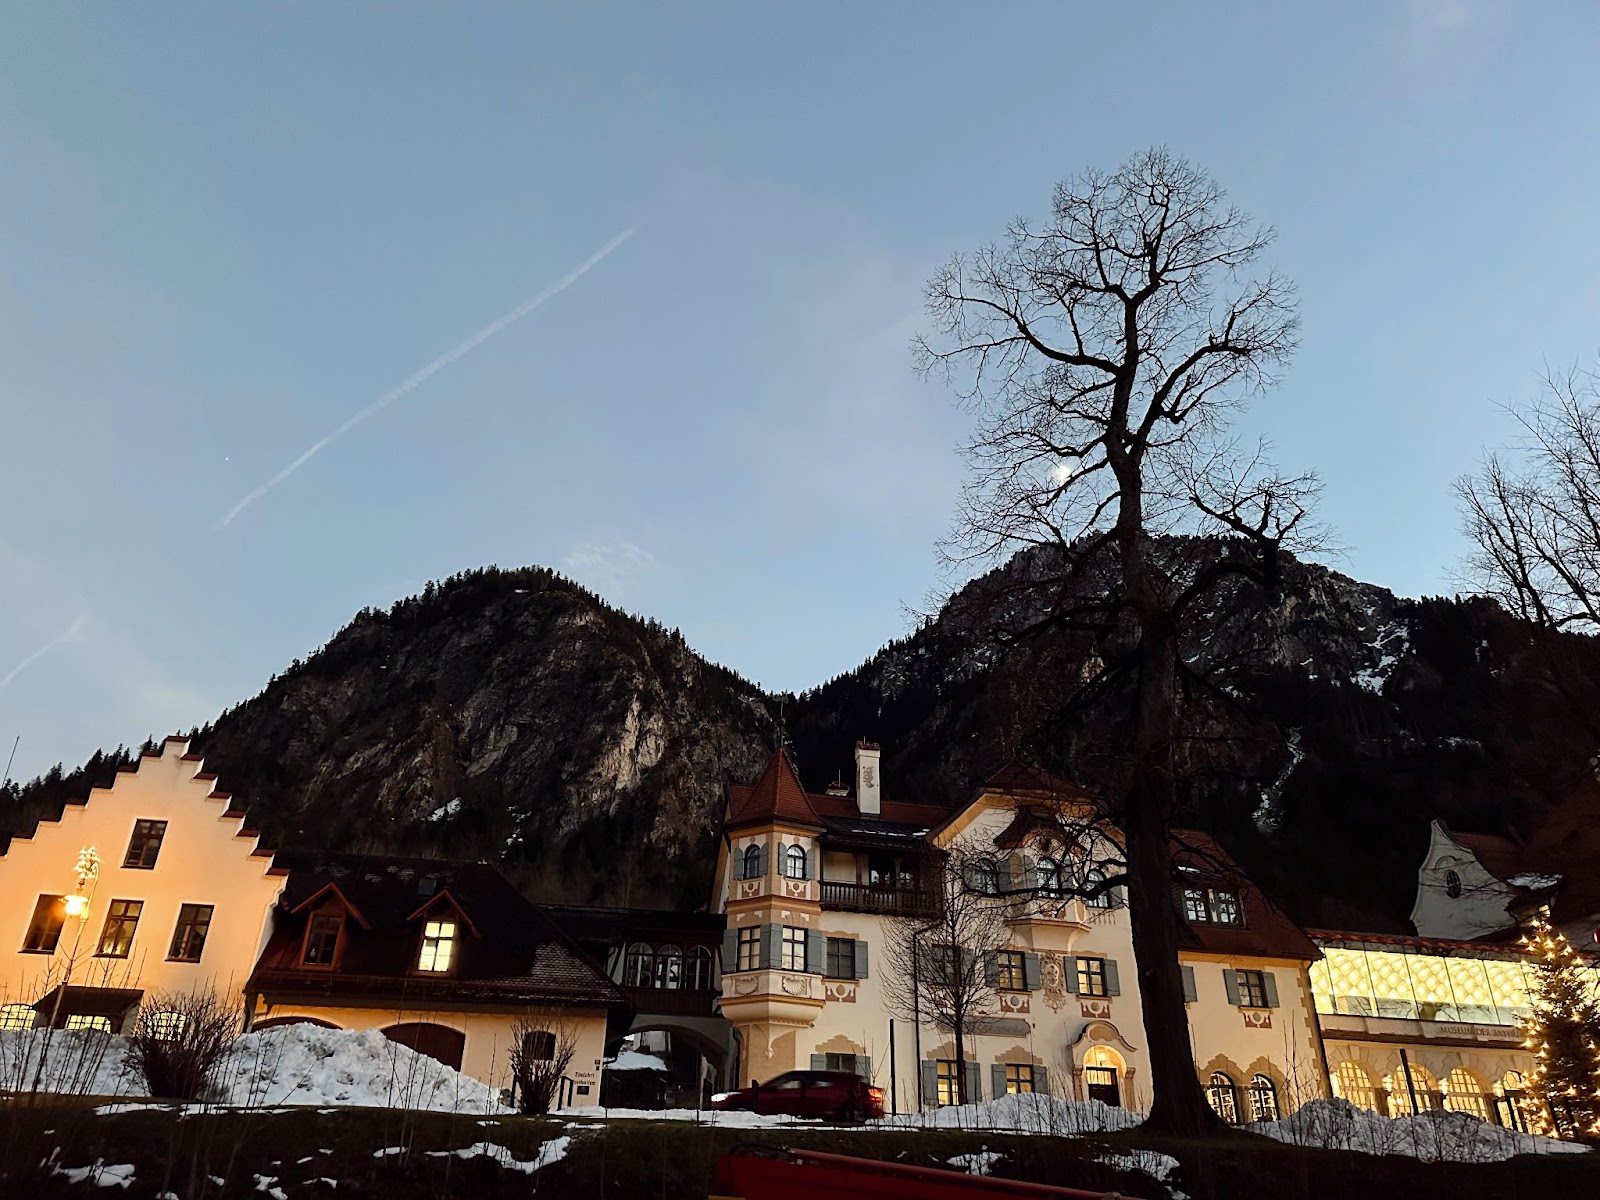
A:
<box><xmin>4</xmin><ymin>2</ymin><xmax>1600</xmax><ymax>783</ymax></box>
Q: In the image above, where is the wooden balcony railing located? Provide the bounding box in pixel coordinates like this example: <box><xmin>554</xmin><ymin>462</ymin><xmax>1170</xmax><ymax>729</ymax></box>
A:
<box><xmin>819</xmin><ymin>881</ymin><xmax>939</xmax><ymax>915</ymax></box>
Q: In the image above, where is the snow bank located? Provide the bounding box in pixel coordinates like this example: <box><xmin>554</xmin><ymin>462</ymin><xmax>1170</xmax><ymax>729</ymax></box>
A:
<box><xmin>1250</xmin><ymin>1099</ymin><xmax>1588</xmax><ymax>1162</ymax></box>
<box><xmin>558</xmin><ymin>1105</ymin><xmax>811</xmax><ymax>1127</ymax></box>
<box><xmin>606</xmin><ymin>1050</ymin><xmax>669</xmax><ymax>1072</ymax></box>
<box><xmin>875</xmin><ymin>1093</ymin><xmax>1140</xmax><ymax>1134</ymax></box>
<box><xmin>0</xmin><ymin>1029</ymin><xmax>142</xmax><ymax>1097</ymax></box>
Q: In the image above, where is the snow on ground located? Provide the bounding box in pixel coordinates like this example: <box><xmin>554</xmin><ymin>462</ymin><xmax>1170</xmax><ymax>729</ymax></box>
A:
<box><xmin>425</xmin><ymin>1136</ymin><xmax>571</xmax><ymax>1174</ymax></box>
<box><xmin>874</xmin><ymin>1093</ymin><xmax>1141</xmax><ymax>1135</ymax></box>
<box><xmin>605</xmin><ymin>1050</ymin><xmax>669</xmax><ymax>1072</ymax></box>
<box><xmin>948</xmin><ymin>1150</ymin><xmax>1003</xmax><ymax>1175</ymax></box>
<box><xmin>49</xmin><ymin>1158</ymin><xmax>136</xmax><ymax>1189</ymax></box>
<box><xmin>1250</xmin><ymin>1099</ymin><xmax>1589</xmax><ymax>1162</ymax></box>
<box><xmin>1095</xmin><ymin>1148</ymin><xmax>1183</xmax><ymax>1194</ymax></box>
<box><xmin>558</xmin><ymin>1105</ymin><xmax>811</xmax><ymax>1128</ymax></box>
<box><xmin>0</xmin><ymin>1029</ymin><xmax>141</xmax><ymax>1097</ymax></box>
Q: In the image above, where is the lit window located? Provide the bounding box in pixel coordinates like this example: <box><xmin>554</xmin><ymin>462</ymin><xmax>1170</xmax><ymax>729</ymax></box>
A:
<box><xmin>65</xmin><ymin>1015</ymin><xmax>112</xmax><ymax>1034</ymax></box>
<box><xmin>1002</xmin><ymin>1063</ymin><xmax>1035</xmax><ymax>1095</ymax></box>
<box><xmin>1235</xmin><ymin>969</ymin><xmax>1269</xmax><ymax>1008</ymax></box>
<box><xmin>735</xmin><ymin>926</ymin><xmax>761</xmax><ymax>971</ymax></box>
<box><xmin>653</xmin><ymin>944</ymin><xmax>683</xmax><ymax>989</ymax></box>
<box><xmin>417</xmin><ymin>920</ymin><xmax>457</xmax><ymax>972</ymax></box>
<box><xmin>782</xmin><ymin>845</ymin><xmax>808</xmax><ymax>880</ymax></box>
<box><xmin>826</xmin><ymin>937</ymin><xmax>857</xmax><ymax>980</ymax></box>
<box><xmin>1207</xmin><ymin>1072</ymin><xmax>1240</xmax><ymax>1123</ymax></box>
<box><xmin>0</xmin><ymin>1004</ymin><xmax>35</xmax><ymax>1031</ymax></box>
<box><xmin>1333</xmin><ymin>1061</ymin><xmax>1379</xmax><ymax>1111</ymax></box>
<box><xmin>781</xmin><ymin>926</ymin><xmax>807</xmax><ymax>971</ymax></box>
<box><xmin>1076</xmin><ymin>956</ymin><xmax>1109</xmax><ymax>997</ymax></box>
<box><xmin>1211</xmin><ymin>890</ymin><xmax>1242</xmax><ymax>925</ymax></box>
<box><xmin>123</xmin><ymin>820</ymin><xmax>168</xmax><ymax>869</ymax></box>
<box><xmin>145</xmin><ymin>1011</ymin><xmax>187</xmax><ymax>1041</ymax></box>
<box><xmin>1443</xmin><ymin>1067</ymin><xmax>1489</xmax><ymax>1121</ymax></box>
<box><xmin>303</xmin><ymin>914</ymin><xmax>342</xmax><ymax>966</ymax></box>
<box><xmin>1182</xmin><ymin>887</ymin><xmax>1210</xmax><ymax>922</ymax></box>
<box><xmin>685</xmin><ymin>946</ymin><xmax>713</xmax><ymax>990</ymax></box>
<box><xmin>935</xmin><ymin>1059</ymin><xmax>960</xmax><ymax>1106</ymax></box>
<box><xmin>23</xmin><ymin>895</ymin><xmax>66</xmax><ymax>953</ymax></box>
<box><xmin>1248</xmin><ymin>1074</ymin><xmax>1280</xmax><ymax>1122</ymax></box>
<box><xmin>168</xmin><ymin>904</ymin><xmax>213</xmax><ymax>963</ymax></box>
<box><xmin>623</xmin><ymin>942</ymin><xmax>654</xmax><ymax>986</ymax></box>
<box><xmin>95</xmin><ymin>900</ymin><xmax>143</xmax><ymax>958</ymax></box>
<box><xmin>995</xmin><ymin>950</ymin><xmax>1026</xmax><ymax>991</ymax></box>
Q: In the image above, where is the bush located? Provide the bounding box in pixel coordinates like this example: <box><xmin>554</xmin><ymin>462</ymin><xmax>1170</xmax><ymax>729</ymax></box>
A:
<box><xmin>126</xmin><ymin>990</ymin><xmax>242</xmax><ymax>1101</ymax></box>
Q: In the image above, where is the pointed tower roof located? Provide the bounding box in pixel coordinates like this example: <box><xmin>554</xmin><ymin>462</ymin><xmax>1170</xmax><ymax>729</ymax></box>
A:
<box><xmin>725</xmin><ymin>746</ymin><xmax>823</xmax><ymax>830</ymax></box>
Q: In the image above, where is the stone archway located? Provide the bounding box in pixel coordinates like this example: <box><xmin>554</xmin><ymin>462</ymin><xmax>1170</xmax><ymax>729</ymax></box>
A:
<box><xmin>1067</xmin><ymin>1020</ymin><xmax>1140</xmax><ymax>1110</ymax></box>
<box><xmin>382</xmin><ymin>1022</ymin><xmax>466</xmax><ymax>1071</ymax></box>
<box><xmin>253</xmin><ymin>1016</ymin><xmax>341</xmax><ymax>1031</ymax></box>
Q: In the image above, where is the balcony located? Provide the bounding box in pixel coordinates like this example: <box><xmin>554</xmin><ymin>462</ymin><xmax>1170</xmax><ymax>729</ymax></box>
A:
<box><xmin>820</xmin><ymin>880</ymin><xmax>939</xmax><ymax>916</ymax></box>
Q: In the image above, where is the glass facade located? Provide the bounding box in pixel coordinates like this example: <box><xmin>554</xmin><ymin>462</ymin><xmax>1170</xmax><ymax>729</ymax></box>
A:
<box><xmin>1308</xmin><ymin>943</ymin><xmax>1533</xmax><ymax>1026</ymax></box>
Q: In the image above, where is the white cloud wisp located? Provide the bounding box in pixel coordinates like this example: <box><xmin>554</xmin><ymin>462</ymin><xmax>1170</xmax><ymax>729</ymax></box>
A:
<box><xmin>218</xmin><ymin>226</ymin><xmax>638</xmax><ymax>528</ymax></box>
<box><xmin>0</xmin><ymin>614</ymin><xmax>86</xmax><ymax>692</ymax></box>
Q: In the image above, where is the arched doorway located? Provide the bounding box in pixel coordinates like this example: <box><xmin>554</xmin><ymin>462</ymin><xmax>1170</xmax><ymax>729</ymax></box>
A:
<box><xmin>1083</xmin><ymin>1045</ymin><xmax>1125</xmax><ymax>1108</ymax></box>
<box><xmin>1331</xmin><ymin>1060</ymin><xmax>1379</xmax><ymax>1111</ymax></box>
<box><xmin>254</xmin><ymin>1016</ymin><xmax>341</xmax><ymax>1032</ymax></box>
<box><xmin>382</xmin><ymin>1022</ymin><xmax>466</xmax><ymax>1070</ymax></box>
<box><xmin>1443</xmin><ymin>1067</ymin><xmax>1490</xmax><ymax>1121</ymax></box>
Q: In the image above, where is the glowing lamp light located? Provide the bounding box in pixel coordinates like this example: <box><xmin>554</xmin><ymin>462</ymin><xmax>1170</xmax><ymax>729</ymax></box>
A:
<box><xmin>64</xmin><ymin>893</ymin><xmax>90</xmax><ymax>919</ymax></box>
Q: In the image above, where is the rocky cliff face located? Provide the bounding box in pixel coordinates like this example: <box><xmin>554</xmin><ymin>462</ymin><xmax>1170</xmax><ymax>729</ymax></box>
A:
<box><xmin>5</xmin><ymin>551</ymin><xmax>1599</xmax><ymax>929</ymax></box>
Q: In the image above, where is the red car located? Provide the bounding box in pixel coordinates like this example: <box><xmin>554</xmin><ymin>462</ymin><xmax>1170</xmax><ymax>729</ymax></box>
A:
<box><xmin>712</xmin><ymin>1070</ymin><xmax>885</xmax><ymax>1122</ymax></box>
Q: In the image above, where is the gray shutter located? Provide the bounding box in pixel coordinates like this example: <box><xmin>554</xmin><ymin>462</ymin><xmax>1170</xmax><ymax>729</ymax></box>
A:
<box><xmin>805</xmin><ymin>928</ymin><xmax>824</xmax><ymax>974</ymax></box>
<box><xmin>757</xmin><ymin>844</ymin><xmax>769</xmax><ymax>878</ymax></box>
<box><xmin>1181</xmin><ymin>964</ymin><xmax>1197</xmax><ymax>1003</ymax></box>
<box><xmin>733</xmin><ymin>850</ymin><xmax>744</xmax><ymax>880</ymax></box>
<box><xmin>1023</xmin><ymin>952</ymin><xmax>1042</xmax><ymax>991</ymax></box>
<box><xmin>810</xmin><ymin>1053</ymin><xmax>826</xmax><ymax>1070</ymax></box>
<box><xmin>1263</xmin><ymin>971</ymin><xmax>1280</xmax><ymax>1008</ymax></box>
<box><xmin>964</xmin><ymin>1062</ymin><xmax>982</xmax><ymax>1103</ymax></box>
<box><xmin>1104</xmin><ymin>959</ymin><xmax>1121</xmax><ymax>996</ymax></box>
<box><xmin>806</xmin><ymin>847</ymin><xmax>818</xmax><ymax>880</ymax></box>
<box><xmin>960</xmin><ymin>947</ymin><xmax>976</xmax><ymax>984</ymax></box>
<box><xmin>991</xmin><ymin>1064</ymin><xmax>1009</xmax><ymax>1098</ymax></box>
<box><xmin>1034</xmin><ymin>1066</ymin><xmax>1050</xmax><ymax>1096</ymax></box>
<box><xmin>920</xmin><ymin>1061</ymin><xmax>938</xmax><ymax>1107</ymax></box>
<box><xmin>983</xmin><ymin>951</ymin><xmax>1000</xmax><ymax>986</ymax></box>
<box><xmin>860</xmin><ymin>1056</ymin><xmax>872</xmax><ymax>1082</ymax></box>
<box><xmin>1112</xmin><ymin>885</ymin><xmax>1127</xmax><ymax>908</ymax></box>
<box><xmin>761</xmin><ymin>924</ymin><xmax>781</xmax><ymax>970</ymax></box>
<box><xmin>855</xmin><ymin>940</ymin><xmax>869</xmax><ymax>980</ymax></box>
<box><xmin>722</xmin><ymin>927</ymin><xmax>738</xmax><ymax>973</ymax></box>
<box><xmin>1223</xmin><ymin>967</ymin><xmax>1242</xmax><ymax>1006</ymax></box>
<box><xmin>1063</xmin><ymin>957</ymin><xmax>1080</xmax><ymax>994</ymax></box>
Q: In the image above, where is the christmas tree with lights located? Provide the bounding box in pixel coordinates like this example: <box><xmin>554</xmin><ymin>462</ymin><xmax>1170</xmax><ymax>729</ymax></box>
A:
<box><xmin>1518</xmin><ymin>909</ymin><xmax>1600</xmax><ymax>1140</ymax></box>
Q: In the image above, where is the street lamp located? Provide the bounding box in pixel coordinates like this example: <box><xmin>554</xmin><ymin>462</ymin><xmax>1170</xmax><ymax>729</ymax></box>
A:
<box><xmin>30</xmin><ymin>845</ymin><xmax>101</xmax><ymax>1094</ymax></box>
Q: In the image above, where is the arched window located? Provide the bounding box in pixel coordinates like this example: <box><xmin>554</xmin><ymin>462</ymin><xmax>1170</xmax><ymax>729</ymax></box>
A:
<box><xmin>654</xmin><ymin>944</ymin><xmax>683</xmax><ymax>990</ymax></box>
<box><xmin>623</xmin><ymin>942</ymin><xmax>654</xmax><ymax>988</ymax></box>
<box><xmin>742</xmin><ymin>845</ymin><xmax>762</xmax><ymax>879</ymax></box>
<box><xmin>1443</xmin><ymin>1067</ymin><xmax>1489</xmax><ymax>1121</ymax></box>
<box><xmin>1083</xmin><ymin>1045</ymin><xmax>1123</xmax><ymax>1108</ymax></box>
<box><xmin>1496</xmin><ymin>1071</ymin><xmax>1529</xmax><ymax>1132</ymax></box>
<box><xmin>1332</xmin><ymin>1060</ymin><xmax>1379</xmax><ymax>1111</ymax></box>
<box><xmin>1444</xmin><ymin>869</ymin><xmax>1463</xmax><ymax>899</ymax></box>
<box><xmin>965</xmin><ymin>859</ymin><xmax>999</xmax><ymax>895</ymax></box>
<box><xmin>522</xmin><ymin>1029</ymin><xmax>556</xmax><ymax>1061</ymax></box>
<box><xmin>1082</xmin><ymin>867</ymin><xmax>1113</xmax><ymax>908</ymax></box>
<box><xmin>1035</xmin><ymin>857</ymin><xmax>1062</xmax><ymax>895</ymax></box>
<box><xmin>0</xmin><ymin>1004</ymin><xmax>35</xmax><ymax>1032</ymax></box>
<box><xmin>782</xmin><ymin>844</ymin><xmax>808</xmax><ymax>880</ymax></box>
<box><xmin>1206</xmin><ymin>1072</ymin><xmax>1240</xmax><ymax>1123</ymax></box>
<box><xmin>1385</xmin><ymin>1063</ymin><xmax>1439</xmax><ymax>1115</ymax></box>
<box><xmin>1248</xmin><ymin>1074</ymin><xmax>1280</xmax><ymax>1122</ymax></box>
<box><xmin>685</xmin><ymin>945</ymin><xmax>713</xmax><ymax>990</ymax></box>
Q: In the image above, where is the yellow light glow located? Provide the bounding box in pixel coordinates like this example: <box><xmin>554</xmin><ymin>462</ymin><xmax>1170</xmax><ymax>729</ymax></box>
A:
<box><xmin>63</xmin><ymin>894</ymin><xmax>89</xmax><ymax>919</ymax></box>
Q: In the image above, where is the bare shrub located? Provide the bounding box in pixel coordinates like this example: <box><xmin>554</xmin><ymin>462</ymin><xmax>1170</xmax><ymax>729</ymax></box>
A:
<box><xmin>509</xmin><ymin>1009</ymin><xmax>579</xmax><ymax>1115</ymax></box>
<box><xmin>127</xmin><ymin>990</ymin><xmax>243</xmax><ymax>1101</ymax></box>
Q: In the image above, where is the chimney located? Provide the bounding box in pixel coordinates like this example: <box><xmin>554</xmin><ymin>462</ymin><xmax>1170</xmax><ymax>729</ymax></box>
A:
<box><xmin>855</xmin><ymin>741</ymin><xmax>881</xmax><ymax>817</ymax></box>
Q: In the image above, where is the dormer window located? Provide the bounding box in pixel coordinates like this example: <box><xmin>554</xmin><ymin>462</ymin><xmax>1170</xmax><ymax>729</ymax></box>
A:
<box><xmin>1184</xmin><ymin>886</ymin><xmax>1244</xmax><ymax>926</ymax></box>
<box><xmin>418</xmin><ymin>920</ymin><xmax>457</xmax><ymax>972</ymax></box>
<box><xmin>1444</xmin><ymin>870</ymin><xmax>1463</xmax><ymax>899</ymax></box>
<box><xmin>303</xmin><ymin>914</ymin><xmax>343</xmax><ymax>966</ymax></box>
<box><xmin>123</xmin><ymin>820</ymin><xmax>167</xmax><ymax>870</ymax></box>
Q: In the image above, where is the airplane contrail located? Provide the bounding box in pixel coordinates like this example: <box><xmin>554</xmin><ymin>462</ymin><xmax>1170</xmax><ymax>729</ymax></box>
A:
<box><xmin>219</xmin><ymin>226</ymin><xmax>638</xmax><ymax>528</ymax></box>
<box><xmin>0</xmin><ymin>615</ymin><xmax>86</xmax><ymax>691</ymax></box>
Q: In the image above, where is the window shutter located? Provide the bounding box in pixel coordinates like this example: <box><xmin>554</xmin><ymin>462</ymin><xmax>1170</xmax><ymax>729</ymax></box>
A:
<box><xmin>1063</xmin><ymin>957</ymin><xmax>1080</xmax><ymax>994</ymax></box>
<box><xmin>733</xmin><ymin>850</ymin><xmax>744</xmax><ymax>880</ymax></box>
<box><xmin>1112</xmin><ymin>885</ymin><xmax>1127</xmax><ymax>908</ymax></box>
<box><xmin>1223</xmin><ymin>967</ymin><xmax>1242</xmax><ymax>1006</ymax></box>
<box><xmin>761</xmin><ymin>924</ymin><xmax>780</xmax><ymax>970</ymax></box>
<box><xmin>964</xmin><ymin>1062</ymin><xmax>982</xmax><ymax>1103</ymax></box>
<box><xmin>1034</xmin><ymin>1066</ymin><xmax>1050</xmax><ymax>1096</ymax></box>
<box><xmin>983</xmin><ymin>951</ymin><xmax>1000</xmax><ymax>986</ymax></box>
<box><xmin>855</xmin><ymin>941</ymin><xmax>869</xmax><ymax>980</ymax></box>
<box><xmin>861</xmin><ymin>1056</ymin><xmax>872</xmax><ymax>1082</ymax></box>
<box><xmin>1181</xmin><ymin>964</ymin><xmax>1197</xmax><ymax>1003</ymax></box>
<box><xmin>1023</xmin><ymin>854</ymin><xmax>1039</xmax><ymax>890</ymax></box>
<box><xmin>757</xmin><ymin>844</ymin><xmax>769</xmax><ymax>878</ymax></box>
<box><xmin>805</xmin><ymin>928</ymin><xmax>824</xmax><ymax>974</ymax></box>
<box><xmin>919</xmin><ymin>1061</ymin><xmax>938</xmax><ymax>1107</ymax></box>
<box><xmin>806</xmin><ymin>847</ymin><xmax>819</xmax><ymax>880</ymax></box>
<box><xmin>1263</xmin><ymin>971</ymin><xmax>1280</xmax><ymax>1008</ymax></box>
<box><xmin>1104</xmin><ymin>959</ymin><xmax>1121</xmax><ymax>997</ymax></box>
<box><xmin>1023</xmin><ymin>952</ymin><xmax>1042</xmax><ymax>991</ymax></box>
<box><xmin>811</xmin><ymin>1053</ymin><xmax>826</xmax><ymax>1070</ymax></box>
<box><xmin>960</xmin><ymin>947</ymin><xmax>977</xmax><ymax>983</ymax></box>
<box><xmin>990</xmin><ymin>1064</ymin><xmax>1008</xmax><ymax>1098</ymax></box>
<box><xmin>722</xmin><ymin>928</ymin><xmax>738</xmax><ymax>973</ymax></box>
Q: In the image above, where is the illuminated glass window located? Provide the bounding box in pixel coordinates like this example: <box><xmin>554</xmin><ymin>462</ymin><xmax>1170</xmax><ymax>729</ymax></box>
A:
<box><xmin>1182</xmin><ymin>887</ymin><xmax>1210</xmax><ymax>922</ymax></box>
<box><xmin>736</xmin><ymin>927</ymin><xmax>760</xmax><ymax>971</ymax></box>
<box><xmin>1002</xmin><ymin>1063</ymin><xmax>1035</xmax><ymax>1095</ymax></box>
<box><xmin>1076</xmin><ymin>957</ymin><xmax>1110</xmax><ymax>997</ymax></box>
<box><xmin>23</xmin><ymin>895</ymin><xmax>66</xmax><ymax>954</ymax></box>
<box><xmin>1207</xmin><ymin>1072</ymin><xmax>1240</xmax><ymax>1123</ymax></box>
<box><xmin>417</xmin><ymin>919</ymin><xmax>457</xmax><ymax>973</ymax></box>
<box><xmin>781</xmin><ymin>926</ymin><xmax>807</xmax><ymax>971</ymax></box>
<box><xmin>65</xmin><ymin>1015</ymin><xmax>112</xmax><ymax>1034</ymax></box>
<box><xmin>1333</xmin><ymin>1060</ymin><xmax>1379</xmax><ymax>1111</ymax></box>
<box><xmin>935</xmin><ymin>1059</ymin><xmax>960</xmax><ymax>1106</ymax></box>
<box><xmin>1385</xmin><ymin>1063</ymin><xmax>1440</xmax><ymax>1115</ymax></box>
<box><xmin>145</xmin><ymin>1011</ymin><xmax>187</xmax><ymax>1041</ymax></box>
<box><xmin>168</xmin><ymin>904</ymin><xmax>213</xmax><ymax>963</ymax></box>
<box><xmin>995</xmin><ymin>950</ymin><xmax>1026</xmax><ymax>991</ymax></box>
<box><xmin>1443</xmin><ymin>1067</ymin><xmax>1489</xmax><ymax>1121</ymax></box>
<box><xmin>95</xmin><ymin>900</ymin><xmax>143</xmax><ymax>958</ymax></box>
<box><xmin>1249</xmin><ymin>1074</ymin><xmax>1280</xmax><ymax>1122</ymax></box>
<box><xmin>0</xmin><ymin>1004</ymin><xmax>35</xmax><ymax>1031</ymax></box>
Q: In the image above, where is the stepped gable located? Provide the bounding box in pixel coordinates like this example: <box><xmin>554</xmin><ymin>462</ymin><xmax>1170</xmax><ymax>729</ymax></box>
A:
<box><xmin>725</xmin><ymin>747</ymin><xmax>823</xmax><ymax>830</ymax></box>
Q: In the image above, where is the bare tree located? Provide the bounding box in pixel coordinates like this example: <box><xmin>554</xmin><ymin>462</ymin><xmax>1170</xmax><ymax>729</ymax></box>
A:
<box><xmin>916</xmin><ymin>148</ymin><xmax>1321</xmax><ymax>1134</ymax></box>
<box><xmin>127</xmin><ymin>989</ymin><xmax>244</xmax><ymax>1101</ymax></box>
<box><xmin>880</xmin><ymin>851</ymin><xmax>1009</xmax><ymax>1106</ymax></box>
<box><xmin>509</xmin><ymin>1008</ymin><xmax>580</xmax><ymax>1115</ymax></box>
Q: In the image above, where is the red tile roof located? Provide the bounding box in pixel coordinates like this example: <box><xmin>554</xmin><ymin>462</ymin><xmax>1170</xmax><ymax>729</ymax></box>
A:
<box><xmin>725</xmin><ymin>748</ymin><xmax>823</xmax><ymax>829</ymax></box>
<box><xmin>1172</xmin><ymin>830</ymin><xmax>1320</xmax><ymax>962</ymax></box>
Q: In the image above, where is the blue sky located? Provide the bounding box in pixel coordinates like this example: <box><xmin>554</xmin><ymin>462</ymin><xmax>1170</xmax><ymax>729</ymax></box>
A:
<box><xmin>3</xmin><ymin>1</ymin><xmax>1599</xmax><ymax>782</ymax></box>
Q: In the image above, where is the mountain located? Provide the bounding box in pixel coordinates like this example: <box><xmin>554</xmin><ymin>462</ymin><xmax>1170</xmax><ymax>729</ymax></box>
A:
<box><xmin>5</xmin><ymin>551</ymin><xmax>1600</xmax><ymax>929</ymax></box>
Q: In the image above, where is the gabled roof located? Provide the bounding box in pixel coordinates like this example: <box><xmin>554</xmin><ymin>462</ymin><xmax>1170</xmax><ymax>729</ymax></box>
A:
<box><xmin>981</xmin><ymin>760</ymin><xmax>1095</xmax><ymax>802</ymax></box>
<box><xmin>725</xmin><ymin>747</ymin><xmax>823</xmax><ymax>830</ymax></box>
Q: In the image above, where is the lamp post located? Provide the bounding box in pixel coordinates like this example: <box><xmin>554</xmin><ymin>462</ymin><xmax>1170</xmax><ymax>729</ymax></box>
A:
<box><xmin>30</xmin><ymin>846</ymin><xmax>100</xmax><ymax>1094</ymax></box>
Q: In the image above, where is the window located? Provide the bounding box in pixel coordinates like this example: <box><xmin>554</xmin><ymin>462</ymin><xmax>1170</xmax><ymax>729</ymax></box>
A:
<box><xmin>741</xmin><ymin>845</ymin><xmax>762</xmax><ymax>879</ymax></box>
<box><xmin>996</xmin><ymin>950</ymin><xmax>1026</xmax><ymax>991</ymax></box>
<box><xmin>123</xmin><ymin>819</ymin><xmax>168</xmax><ymax>869</ymax></box>
<box><xmin>781</xmin><ymin>925</ymin><xmax>807</xmax><ymax>971</ymax></box>
<box><xmin>1083</xmin><ymin>868</ymin><xmax>1114</xmax><ymax>908</ymax></box>
<box><xmin>1444</xmin><ymin>869</ymin><xmax>1463</xmax><ymax>899</ymax></box>
<box><xmin>1235</xmin><ymin>969</ymin><xmax>1269</xmax><ymax>1008</ymax></box>
<box><xmin>23</xmin><ymin>894</ymin><xmax>66</xmax><ymax>953</ymax></box>
<box><xmin>822</xmin><ymin>1052</ymin><xmax>868</xmax><ymax>1076</ymax></box>
<box><xmin>417</xmin><ymin>919</ymin><xmax>457</xmax><ymax>972</ymax></box>
<box><xmin>1185</xmin><ymin>886</ymin><xmax>1243</xmax><ymax>925</ymax></box>
<box><xmin>523</xmin><ymin>1030</ymin><xmax>556</xmax><ymax>1061</ymax></box>
<box><xmin>685</xmin><ymin>945</ymin><xmax>713</xmax><ymax>989</ymax></box>
<box><xmin>1182</xmin><ymin>887</ymin><xmax>1210</xmax><ymax>922</ymax></box>
<box><xmin>935</xmin><ymin>1059</ymin><xmax>960</xmax><ymax>1106</ymax></box>
<box><xmin>1076</xmin><ymin>956</ymin><xmax>1110</xmax><ymax>997</ymax></box>
<box><xmin>1211</xmin><ymin>890</ymin><xmax>1242</xmax><ymax>925</ymax></box>
<box><xmin>65</xmin><ymin>1014</ymin><xmax>112</xmax><ymax>1034</ymax></box>
<box><xmin>1385</xmin><ymin>1063</ymin><xmax>1440</xmax><ymax>1115</ymax></box>
<box><xmin>1333</xmin><ymin>1061</ymin><xmax>1379</xmax><ymax>1111</ymax></box>
<box><xmin>0</xmin><ymin>1004</ymin><xmax>35</xmax><ymax>1031</ymax></box>
<box><xmin>965</xmin><ymin>859</ymin><xmax>1000</xmax><ymax>895</ymax></box>
<box><xmin>782</xmin><ymin>844</ymin><xmax>808</xmax><ymax>880</ymax></box>
<box><xmin>1002</xmin><ymin>1063</ymin><xmax>1035</xmax><ymax>1095</ymax></box>
<box><xmin>168</xmin><ymin>904</ymin><xmax>214</xmax><ymax>962</ymax></box>
<box><xmin>1248</xmin><ymin>1074</ymin><xmax>1280</xmax><ymax>1122</ymax></box>
<box><xmin>654</xmin><ymin>944</ymin><xmax>683</xmax><ymax>989</ymax></box>
<box><xmin>1036</xmin><ymin>857</ymin><xmax>1062</xmax><ymax>895</ymax></box>
<box><xmin>95</xmin><ymin>900</ymin><xmax>143</xmax><ymax>958</ymax></box>
<box><xmin>1207</xmin><ymin>1072</ymin><xmax>1240</xmax><ymax>1123</ymax></box>
<box><xmin>623</xmin><ymin>942</ymin><xmax>654</xmax><ymax>986</ymax></box>
<box><xmin>145</xmin><ymin>1011</ymin><xmax>187</xmax><ymax>1041</ymax></box>
<box><xmin>303</xmin><ymin>914</ymin><xmax>342</xmax><ymax>966</ymax></box>
<box><xmin>826</xmin><ymin>937</ymin><xmax>857</xmax><ymax>980</ymax></box>
<box><xmin>736</xmin><ymin>927</ymin><xmax>761</xmax><ymax>971</ymax></box>
<box><xmin>1497</xmin><ymin>1071</ymin><xmax>1529</xmax><ymax>1132</ymax></box>
<box><xmin>1443</xmin><ymin>1067</ymin><xmax>1489</xmax><ymax>1121</ymax></box>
